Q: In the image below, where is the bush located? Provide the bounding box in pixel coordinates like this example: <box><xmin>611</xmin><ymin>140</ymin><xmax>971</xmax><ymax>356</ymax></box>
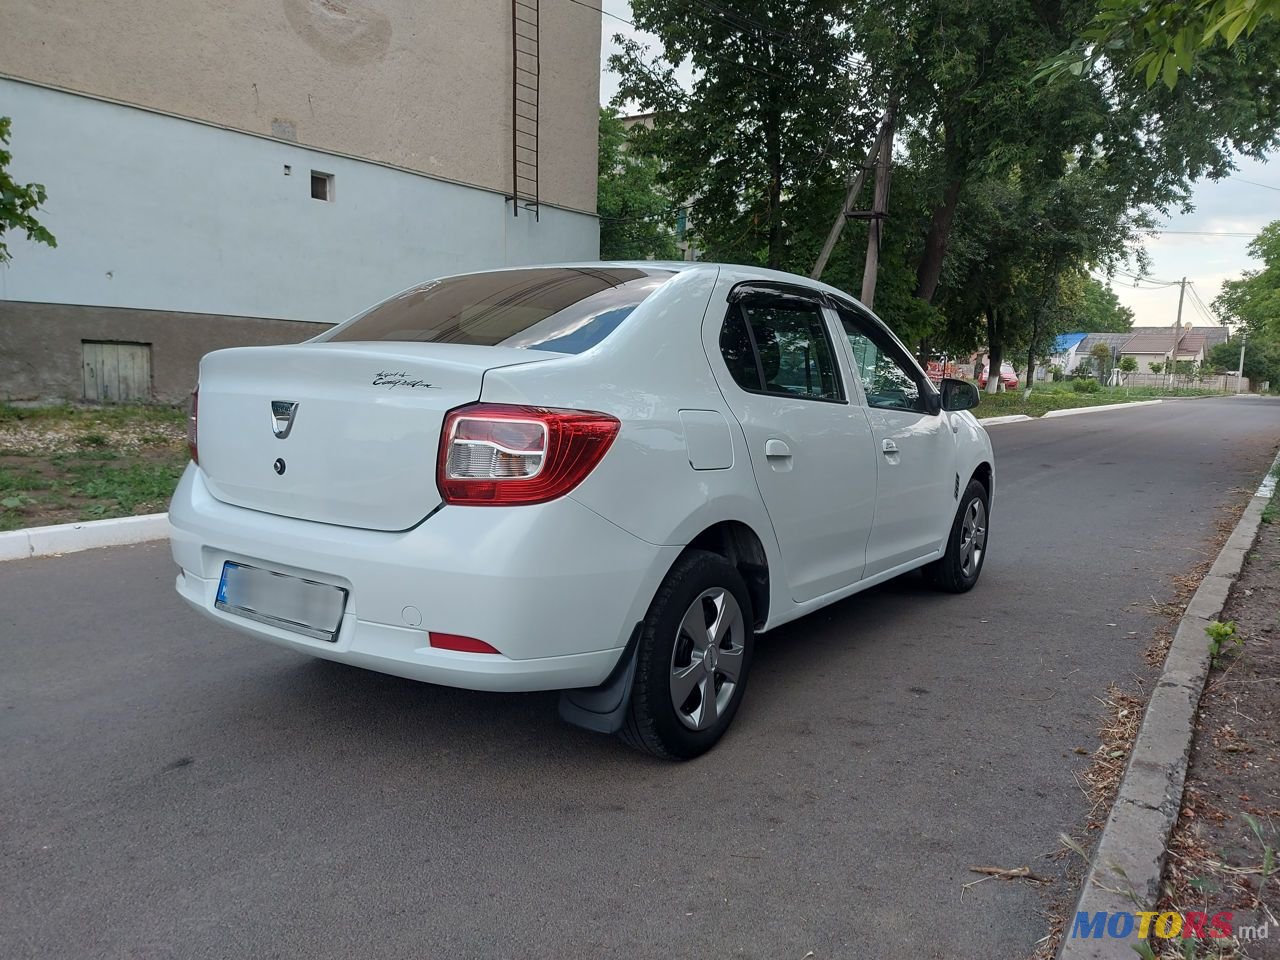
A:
<box><xmin>1072</xmin><ymin>378</ymin><xmax>1101</xmax><ymax>393</ymax></box>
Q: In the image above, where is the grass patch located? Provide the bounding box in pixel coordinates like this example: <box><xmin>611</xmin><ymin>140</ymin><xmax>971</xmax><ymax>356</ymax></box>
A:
<box><xmin>0</xmin><ymin>401</ymin><xmax>186</xmax><ymax>429</ymax></box>
<box><xmin>0</xmin><ymin>402</ymin><xmax>189</xmax><ymax>530</ymax></box>
<box><xmin>70</xmin><ymin>462</ymin><xmax>184</xmax><ymax>514</ymax></box>
<box><xmin>974</xmin><ymin>382</ymin><xmax>1214</xmax><ymax>420</ymax></box>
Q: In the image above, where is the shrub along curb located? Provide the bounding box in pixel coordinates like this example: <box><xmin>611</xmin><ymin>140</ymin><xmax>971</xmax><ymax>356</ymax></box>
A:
<box><xmin>0</xmin><ymin>512</ymin><xmax>168</xmax><ymax>562</ymax></box>
<box><xmin>1058</xmin><ymin>445</ymin><xmax>1280</xmax><ymax>959</ymax></box>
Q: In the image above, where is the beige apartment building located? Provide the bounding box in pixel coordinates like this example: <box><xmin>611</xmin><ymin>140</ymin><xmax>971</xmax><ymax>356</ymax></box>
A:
<box><xmin>0</xmin><ymin>0</ymin><xmax>601</xmax><ymax>401</ymax></box>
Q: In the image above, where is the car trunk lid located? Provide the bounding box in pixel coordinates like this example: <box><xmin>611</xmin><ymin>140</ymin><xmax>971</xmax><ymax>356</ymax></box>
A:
<box><xmin>195</xmin><ymin>342</ymin><xmax>558</xmax><ymax>530</ymax></box>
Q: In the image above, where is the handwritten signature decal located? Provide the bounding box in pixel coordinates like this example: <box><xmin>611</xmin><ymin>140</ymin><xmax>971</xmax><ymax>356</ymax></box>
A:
<box><xmin>372</xmin><ymin>371</ymin><xmax>437</xmax><ymax>389</ymax></box>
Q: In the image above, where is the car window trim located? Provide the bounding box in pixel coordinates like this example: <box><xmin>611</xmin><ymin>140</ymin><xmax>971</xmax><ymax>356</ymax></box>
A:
<box><xmin>725</xmin><ymin>284</ymin><xmax>848</xmax><ymax>405</ymax></box>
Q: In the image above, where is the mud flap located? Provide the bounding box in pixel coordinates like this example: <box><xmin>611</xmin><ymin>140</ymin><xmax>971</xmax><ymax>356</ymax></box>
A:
<box><xmin>557</xmin><ymin>624</ymin><xmax>641</xmax><ymax>734</ymax></box>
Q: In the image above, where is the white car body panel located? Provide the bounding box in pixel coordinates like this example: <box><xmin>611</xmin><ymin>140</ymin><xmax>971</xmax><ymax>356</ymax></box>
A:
<box><xmin>169</xmin><ymin>463</ymin><xmax>677</xmax><ymax>690</ymax></box>
<box><xmin>699</xmin><ymin>270</ymin><xmax>879</xmax><ymax>602</ymax></box>
<box><xmin>169</xmin><ymin>261</ymin><xmax>994</xmax><ymax>695</ymax></box>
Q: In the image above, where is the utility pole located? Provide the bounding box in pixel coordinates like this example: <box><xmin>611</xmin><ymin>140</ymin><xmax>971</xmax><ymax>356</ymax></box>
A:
<box><xmin>1237</xmin><ymin>330</ymin><xmax>1248</xmax><ymax>393</ymax></box>
<box><xmin>1168</xmin><ymin>276</ymin><xmax>1187</xmax><ymax>388</ymax></box>
<box><xmin>859</xmin><ymin>102</ymin><xmax>897</xmax><ymax>308</ymax></box>
<box><xmin>811</xmin><ymin>109</ymin><xmax>892</xmax><ymax>282</ymax></box>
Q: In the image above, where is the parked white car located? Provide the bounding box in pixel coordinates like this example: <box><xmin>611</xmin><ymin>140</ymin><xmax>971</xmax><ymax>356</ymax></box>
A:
<box><xmin>169</xmin><ymin>263</ymin><xmax>994</xmax><ymax>758</ymax></box>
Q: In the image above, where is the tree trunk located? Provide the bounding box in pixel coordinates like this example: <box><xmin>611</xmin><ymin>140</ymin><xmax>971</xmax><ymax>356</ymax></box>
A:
<box><xmin>914</xmin><ymin>176</ymin><xmax>963</xmax><ymax>304</ymax></box>
<box><xmin>985</xmin><ymin>306</ymin><xmax>1003</xmax><ymax>395</ymax></box>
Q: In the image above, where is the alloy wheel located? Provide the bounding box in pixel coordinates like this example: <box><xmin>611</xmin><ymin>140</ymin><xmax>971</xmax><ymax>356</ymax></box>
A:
<box><xmin>959</xmin><ymin>498</ymin><xmax>987</xmax><ymax>578</ymax></box>
<box><xmin>669</xmin><ymin>587</ymin><xmax>745</xmax><ymax>731</ymax></box>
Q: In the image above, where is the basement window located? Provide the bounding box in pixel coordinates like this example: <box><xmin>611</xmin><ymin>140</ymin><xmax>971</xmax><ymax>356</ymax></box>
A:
<box><xmin>310</xmin><ymin>171</ymin><xmax>334</xmax><ymax>201</ymax></box>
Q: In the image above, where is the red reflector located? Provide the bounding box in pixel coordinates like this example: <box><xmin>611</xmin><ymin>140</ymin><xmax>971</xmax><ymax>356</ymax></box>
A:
<box><xmin>429</xmin><ymin>632</ymin><xmax>501</xmax><ymax>655</ymax></box>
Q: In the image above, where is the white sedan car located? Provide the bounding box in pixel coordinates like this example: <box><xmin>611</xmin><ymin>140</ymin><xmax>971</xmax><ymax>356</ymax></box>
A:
<box><xmin>169</xmin><ymin>263</ymin><xmax>993</xmax><ymax>759</ymax></box>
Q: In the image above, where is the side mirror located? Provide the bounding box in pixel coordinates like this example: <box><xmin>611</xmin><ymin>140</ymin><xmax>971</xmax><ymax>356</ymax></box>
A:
<box><xmin>940</xmin><ymin>377</ymin><xmax>980</xmax><ymax>412</ymax></box>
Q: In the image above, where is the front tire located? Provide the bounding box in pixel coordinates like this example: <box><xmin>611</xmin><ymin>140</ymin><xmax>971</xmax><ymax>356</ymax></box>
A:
<box><xmin>923</xmin><ymin>478</ymin><xmax>989</xmax><ymax>593</ymax></box>
<box><xmin>619</xmin><ymin>550</ymin><xmax>755</xmax><ymax>760</ymax></box>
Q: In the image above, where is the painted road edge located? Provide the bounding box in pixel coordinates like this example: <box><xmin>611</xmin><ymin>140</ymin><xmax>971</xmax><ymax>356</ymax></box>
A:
<box><xmin>1058</xmin><ymin>445</ymin><xmax>1280</xmax><ymax>960</ymax></box>
<box><xmin>1042</xmin><ymin>399</ymin><xmax>1163</xmax><ymax>418</ymax></box>
<box><xmin>979</xmin><ymin>399</ymin><xmax>1164</xmax><ymax>426</ymax></box>
<box><xmin>0</xmin><ymin>512</ymin><xmax>168</xmax><ymax>562</ymax></box>
<box><xmin>976</xmin><ymin>414</ymin><xmax>1035</xmax><ymax>425</ymax></box>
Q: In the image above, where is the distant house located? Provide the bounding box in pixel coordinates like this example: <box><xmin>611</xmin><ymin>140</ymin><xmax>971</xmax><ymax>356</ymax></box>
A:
<box><xmin>1047</xmin><ymin>333</ymin><xmax>1088</xmax><ymax>372</ymax></box>
<box><xmin>1120</xmin><ymin>324</ymin><xmax>1227</xmax><ymax>371</ymax></box>
<box><xmin>1053</xmin><ymin>325</ymin><xmax>1228</xmax><ymax>374</ymax></box>
<box><xmin>1072</xmin><ymin>333</ymin><xmax>1134</xmax><ymax>371</ymax></box>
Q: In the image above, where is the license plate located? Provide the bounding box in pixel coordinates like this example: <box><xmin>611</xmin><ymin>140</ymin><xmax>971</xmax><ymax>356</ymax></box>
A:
<box><xmin>215</xmin><ymin>562</ymin><xmax>348</xmax><ymax>642</ymax></box>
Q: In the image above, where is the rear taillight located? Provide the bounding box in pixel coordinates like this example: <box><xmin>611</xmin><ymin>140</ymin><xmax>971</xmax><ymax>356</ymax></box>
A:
<box><xmin>437</xmin><ymin>403</ymin><xmax>620</xmax><ymax>506</ymax></box>
<box><xmin>187</xmin><ymin>386</ymin><xmax>199</xmax><ymax>464</ymax></box>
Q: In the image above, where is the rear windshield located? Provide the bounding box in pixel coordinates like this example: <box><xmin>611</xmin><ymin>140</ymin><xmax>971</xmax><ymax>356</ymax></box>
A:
<box><xmin>324</xmin><ymin>267</ymin><xmax>672</xmax><ymax>354</ymax></box>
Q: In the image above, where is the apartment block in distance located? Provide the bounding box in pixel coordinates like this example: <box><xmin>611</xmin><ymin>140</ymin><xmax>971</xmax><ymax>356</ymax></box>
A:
<box><xmin>0</xmin><ymin>0</ymin><xmax>601</xmax><ymax>402</ymax></box>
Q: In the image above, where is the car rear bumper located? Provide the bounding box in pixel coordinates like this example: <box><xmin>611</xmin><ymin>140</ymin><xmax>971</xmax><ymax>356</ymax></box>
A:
<box><xmin>168</xmin><ymin>464</ymin><xmax>677</xmax><ymax>692</ymax></box>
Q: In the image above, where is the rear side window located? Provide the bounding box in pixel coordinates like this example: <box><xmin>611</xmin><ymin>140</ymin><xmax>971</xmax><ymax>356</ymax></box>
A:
<box><xmin>719</xmin><ymin>295</ymin><xmax>844</xmax><ymax>402</ymax></box>
<box><xmin>325</xmin><ymin>268</ymin><xmax>672</xmax><ymax>354</ymax></box>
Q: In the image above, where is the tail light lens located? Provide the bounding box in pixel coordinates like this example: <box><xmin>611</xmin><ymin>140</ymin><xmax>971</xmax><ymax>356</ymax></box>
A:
<box><xmin>187</xmin><ymin>386</ymin><xmax>199</xmax><ymax>464</ymax></box>
<box><xmin>438</xmin><ymin>403</ymin><xmax>620</xmax><ymax>506</ymax></box>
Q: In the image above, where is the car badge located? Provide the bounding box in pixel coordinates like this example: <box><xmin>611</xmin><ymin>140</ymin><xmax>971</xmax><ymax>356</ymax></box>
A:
<box><xmin>271</xmin><ymin>400</ymin><xmax>299</xmax><ymax>439</ymax></box>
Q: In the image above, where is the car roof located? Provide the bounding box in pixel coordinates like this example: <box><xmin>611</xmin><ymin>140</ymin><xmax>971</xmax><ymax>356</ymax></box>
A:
<box><xmin>505</xmin><ymin>260</ymin><xmax>873</xmax><ymax>311</ymax></box>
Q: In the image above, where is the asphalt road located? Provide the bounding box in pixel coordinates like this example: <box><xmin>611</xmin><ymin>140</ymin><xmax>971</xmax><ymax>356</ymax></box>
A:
<box><xmin>3</xmin><ymin>396</ymin><xmax>1279</xmax><ymax>960</ymax></box>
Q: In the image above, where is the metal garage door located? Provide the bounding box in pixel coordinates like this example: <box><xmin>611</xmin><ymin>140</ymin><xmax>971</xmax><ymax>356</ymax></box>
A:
<box><xmin>82</xmin><ymin>341</ymin><xmax>152</xmax><ymax>402</ymax></box>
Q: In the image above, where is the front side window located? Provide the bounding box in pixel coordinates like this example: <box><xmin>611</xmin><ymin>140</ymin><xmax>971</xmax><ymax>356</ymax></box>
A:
<box><xmin>324</xmin><ymin>267</ymin><xmax>672</xmax><ymax>355</ymax></box>
<box><xmin>718</xmin><ymin>295</ymin><xmax>844</xmax><ymax>402</ymax></box>
<box><xmin>835</xmin><ymin>303</ymin><xmax>926</xmax><ymax>413</ymax></box>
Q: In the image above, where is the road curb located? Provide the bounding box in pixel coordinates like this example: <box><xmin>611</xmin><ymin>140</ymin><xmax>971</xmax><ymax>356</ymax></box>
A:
<box><xmin>0</xmin><ymin>513</ymin><xmax>169</xmax><ymax>562</ymax></box>
<box><xmin>979</xmin><ymin>399</ymin><xmax>1168</xmax><ymax>426</ymax></box>
<box><xmin>976</xmin><ymin>414</ymin><xmax>1035</xmax><ymax>425</ymax></box>
<box><xmin>1041</xmin><ymin>399</ymin><xmax>1163</xmax><ymax>418</ymax></box>
<box><xmin>1058</xmin><ymin>446</ymin><xmax>1280</xmax><ymax>959</ymax></box>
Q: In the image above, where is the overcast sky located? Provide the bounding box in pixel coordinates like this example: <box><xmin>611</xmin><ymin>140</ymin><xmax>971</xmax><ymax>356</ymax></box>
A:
<box><xmin>593</xmin><ymin>0</ymin><xmax>1277</xmax><ymax>330</ymax></box>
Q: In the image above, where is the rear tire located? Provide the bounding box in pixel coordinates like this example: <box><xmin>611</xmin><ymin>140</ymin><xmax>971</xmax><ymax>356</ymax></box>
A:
<box><xmin>923</xmin><ymin>478</ymin><xmax>989</xmax><ymax>593</ymax></box>
<box><xmin>619</xmin><ymin>550</ymin><xmax>754</xmax><ymax>760</ymax></box>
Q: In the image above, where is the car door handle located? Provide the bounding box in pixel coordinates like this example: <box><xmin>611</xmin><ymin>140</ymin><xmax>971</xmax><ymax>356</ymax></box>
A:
<box><xmin>881</xmin><ymin>439</ymin><xmax>899</xmax><ymax>455</ymax></box>
<box><xmin>764</xmin><ymin>439</ymin><xmax>791</xmax><ymax>459</ymax></box>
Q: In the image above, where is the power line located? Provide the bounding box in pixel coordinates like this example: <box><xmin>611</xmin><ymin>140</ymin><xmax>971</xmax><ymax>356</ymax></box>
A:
<box><xmin>1104</xmin><ymin>267</ymin><xmax>1183</xmax><ymax>289</ymax></box>
<box><xmin>1112</xmin><ymin>265</ymin><xmax>1180</xmax><ymax>284</ymax></box>
<box><xmin>1186</xmin><ymin>283</ymin><xmax>1220</xmax><ymax>324</ymax></box>
<box><xmin>1233</xmin><ymin>177</ymin><xmax>1280</xmax><ymax>193</ymax></box>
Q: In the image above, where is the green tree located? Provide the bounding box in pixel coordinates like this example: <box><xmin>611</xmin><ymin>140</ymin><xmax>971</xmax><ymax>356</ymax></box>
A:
<box><xmin>1119</xmin><ymin>356</ymin><xmax>1138</xmax><ymax>372</ymax></box>
<box><xmin>613</xmin><ymin>0</ymin><xmax>1280</xmax><ymax>368</ymax></box>
<box><xmin>597</xmin><ymin>108</ymin><xmax>679</xmax><ymax>261</ymax></box>
<box><xmin>1214</xmin><ymin>221</ymin><xmax>1280</xmax><ymax>338</ymax></box>
<box><xmin>1149</xmin><ymin>360</ymin><xmax>1164</xmax><ymax>374</ymax></box>
<box><xmin>0</xmin><ymin>117</ymin><xmax>56</xmax><ymax>264</ymax></box>
<box><xmin>1208</xmin><ymin>335</ymin><xmax>1280</xmax><ymax>386</ymax></box>
<box><xmin>1044</xmin><ymin>0</ymin><xmax>1280</xmax><ymax>89</ymax></box>
<box><xmin>1077</xmin><ymin>278</ymin><xmax>1136</xmax><ymax>331</ymax></box>
<box><xmin>610</xmin><ymin>0</ymin><xmax>871</xmax><ymax>269</ymax></box>
<box><xmin>1211</xmin><ymin>221</ymin><xmax>1280</xmax><ymax>388</ymax></box>
<box><xmin>1091</xmin><ymin>341</ymin><xmax>1115</xmax><ymax>382</ymax></box>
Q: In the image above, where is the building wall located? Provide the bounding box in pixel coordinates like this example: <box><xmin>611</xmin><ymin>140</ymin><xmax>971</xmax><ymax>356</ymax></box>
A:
<box><xmin>0</xmin><ymin>80</ymin><xmax>599</xmax><ymax>323</ymax></box>
<box><xmin>0</xmin><ymin>0</ymin><xmax>600</xmax><ymax>213</ymax></box>
<box><xmin>1</xmin><ymin>301</ymin><xmax>329</xmax><ymax>403</ymax></box>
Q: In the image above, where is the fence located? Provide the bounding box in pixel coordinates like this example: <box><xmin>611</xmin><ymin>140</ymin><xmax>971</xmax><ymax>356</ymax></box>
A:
<box><xmin>1104</xmin><ymin>371</ymin><xmax>1248</xmax><ymax>392</ymax></box>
